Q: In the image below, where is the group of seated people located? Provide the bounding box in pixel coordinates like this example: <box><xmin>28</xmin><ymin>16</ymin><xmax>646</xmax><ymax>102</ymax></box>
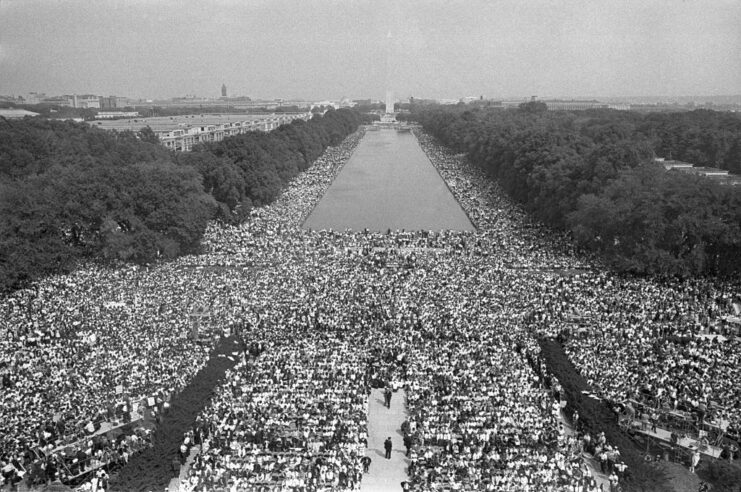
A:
<box><xmin>181</xmin><ymin>338</ymin><xmax>369</xmax><ymax>491</ymax></box>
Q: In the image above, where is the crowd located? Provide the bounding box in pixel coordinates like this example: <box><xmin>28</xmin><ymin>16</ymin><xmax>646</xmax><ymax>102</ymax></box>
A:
<box><xmin>0</xmin><ymin>130</ymin><xmax>366</xmax><ymax>492</ymax></box>
<box><xmin>526</xmin><ymin>252</ymin><xmax>741</xmax><ymax>440</ymax></box>
<box><xmin>181</xmin><ymin>339</ymin><xmax>368</xmax><ymax>491</ymax></box>
<box><xmin>0</xmin><ymin>261</ymin><xmax>215</xmax><ymax>488</ymax></box>
<box><xmin>1</xmin><ymin>123</ymin><xmax>738</xmax><ymax>491</ymax></box>
<box><xmin>173</xmin><ymin>128</ymin><xmax>627</xmax><ymax>491</ymax></box>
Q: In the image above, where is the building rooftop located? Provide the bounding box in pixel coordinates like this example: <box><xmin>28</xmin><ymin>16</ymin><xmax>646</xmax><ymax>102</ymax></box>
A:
<box><xmin>659</xmin><ymin>159</ymin><xmax>694</xmax><ymax>170</ymax></box>
<box><xmin>677</xmin><ymin>166</ymin><xmax>730</xmax><ymax>176</ymax></box>
<box><xmin>657</xmin><ymin>157</ymin><xmax>740</xmax><ymax>185</ymax></box>
<box><xmin>92</xmin><ymin>113</ymin><xmax>289</xmax><ymax>132</ymax></box>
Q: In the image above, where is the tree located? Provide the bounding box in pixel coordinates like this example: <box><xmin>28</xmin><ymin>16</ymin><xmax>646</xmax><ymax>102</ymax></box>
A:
<box><xmin>137</xmin><ymin>126</ymin><xmax>160</xmax><ymax>145</ymax></box>
<box><xmin>518</xmin><ymin>101</ymin><xmax>548</xmax><ymax>113</ymax></box>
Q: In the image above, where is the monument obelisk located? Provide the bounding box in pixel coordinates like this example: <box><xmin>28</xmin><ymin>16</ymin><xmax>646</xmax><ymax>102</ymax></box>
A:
<box><xmin>385</xmin><ymin>31</ymin><xmax>394</xmax><ymax>115</ymax></box>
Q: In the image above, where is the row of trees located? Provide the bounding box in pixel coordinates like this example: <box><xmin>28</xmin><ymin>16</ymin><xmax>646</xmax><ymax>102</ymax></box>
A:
<box><xmin>405</xmin><ymin>106</ymin><xmax>741</xmax><ymax>276</ymax></box>
<box><xmin>0</xmin><ymin>108</ymin><xmax>363</xmax><ymax>291</ymax></box>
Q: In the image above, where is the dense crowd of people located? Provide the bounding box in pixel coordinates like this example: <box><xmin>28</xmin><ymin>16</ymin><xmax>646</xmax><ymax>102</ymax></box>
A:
<box><xmin>182</xmin><ymin>340</ymin><xmax>368</xmax><ymax>491</ymax></box>
<box><xmin>527</xmin><ymin>247</ymin><xmax>741</xmax><ymax>439</ymax></box>
<box><xmin>0</xmin><ymin>262</ymin><xmax>214</xmax><ymax>487</ymax></box>
<box><xmin>1</xmin><ymin>124</ymin><xmax>738</xmax><ymax>491</ymax></box>
<box><xmin>174</xmin><ymin>128</ymin><xmax>627</xmax><ymax>491</ymax></box>
<box><xmin>0</xmin><ymin>130</ymin><xmax>366</xmax><ymax>491</ymax></box>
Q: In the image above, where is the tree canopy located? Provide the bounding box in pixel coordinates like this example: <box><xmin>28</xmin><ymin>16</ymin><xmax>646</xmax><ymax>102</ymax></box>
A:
<box><xmin>409</xmin><ymin>106</ymin><xmax>741</xmax><ymax>276</ymax></box>
<box><xmin>0</xmin><ymin>108</ymin><xmax>363</xmax><ymax>291</ymax></box>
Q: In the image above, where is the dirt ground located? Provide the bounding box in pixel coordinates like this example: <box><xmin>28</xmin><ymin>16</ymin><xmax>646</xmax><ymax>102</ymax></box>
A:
<box><xmin>654</xmin><ymin>461</ymin><xmax>704</xmax><ymax>492</ymax></box>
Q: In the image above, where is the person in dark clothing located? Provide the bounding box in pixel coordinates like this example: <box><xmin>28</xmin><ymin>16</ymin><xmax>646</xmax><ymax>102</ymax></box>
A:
<box><xmin>384</xmin><ymin>387</ymin><xmax>392</xmax><ymax>408</ymax></box>
<box><xmin>403</xmin><ymin>434</ymin><xmax>413</xmax><ymax>457</ymax></box>
<box><xmin>384</xmin><ymin>437</ymin><xmax>392</xmax><ymax>459</ymax></box>
<box><xmin>361</xmin><ymin>456</ymin><xmax>371</xmax><ymax>473</ymax></box>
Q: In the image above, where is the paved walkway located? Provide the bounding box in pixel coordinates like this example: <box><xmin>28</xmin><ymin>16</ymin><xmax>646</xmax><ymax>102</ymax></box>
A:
<box><xmin>361</xmin><ymin>388</ymin><xmax>410</xmax><ymax>491</ymax></box>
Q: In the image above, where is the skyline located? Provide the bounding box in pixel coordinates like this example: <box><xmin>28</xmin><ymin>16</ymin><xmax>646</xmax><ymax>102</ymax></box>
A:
<box><xmin>1</xmin><ymin>0</ymin><xmax>740</xmax><ymax>101</ymax></box>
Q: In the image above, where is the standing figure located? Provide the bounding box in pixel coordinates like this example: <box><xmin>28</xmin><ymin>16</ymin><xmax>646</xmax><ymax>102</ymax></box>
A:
<box><xmin>384</xmin><ymin>387</ymin><xmax>392</xmax><ymax>408</ymax></box>
<box><xmin>690</xmin><ymin>449</ymin><xmax>700</xmax><ymax>473</ymax></box>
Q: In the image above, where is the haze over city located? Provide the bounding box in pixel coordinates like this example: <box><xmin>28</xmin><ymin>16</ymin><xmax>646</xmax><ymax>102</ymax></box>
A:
<box><xmin>1</xmin><ymin>0</ymin><xmax>740</xmax><ymax>100</ymax></box>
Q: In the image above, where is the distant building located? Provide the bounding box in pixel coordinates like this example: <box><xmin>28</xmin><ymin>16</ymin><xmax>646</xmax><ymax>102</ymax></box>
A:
<box><xmin>67</xmin><ymin>94</ymin><xmax>101</xmax><ymax>109</ymax></box>
<box><xmin>23</xmin><ymin>92</ymin><xmax>46</xmax><ymax>104</ymax></box>
<box><xmin>100</xmin><ymin>96</ymin><xmax>123</xmax><ymax>109</ymax></box>
<box><xmin>221</xmin><ymin>84</ymin><xmax>227</xmax><ymax>98</ymax></box>
<box><xmin>657</xmin><ymin>157</ymin><xmax>741</xmax><ymax>186</ymax></box>
<box><xmin>656</xmin><ymin>158</ymin><xmax>694</xmax><ymax>171</ymax></box>
<box><xmin>96</xmin><ymin>111</ymin><xmax>140</xmax><ymax>119</ymax></box>
<box><xmin>544</xmin><ymin>100</ymin><xmax>608</xmax><ymax>111</ymax></box>
<box><xmin>40</xmin><ymin>96</ymin><xmax>72</xmax><ymax>107</ymax></box>
<box><xmin>95</xmin><ymin>113</ymin><xmax>312</xmax><ymax>152</ymax></box>
<box><xmin>501</xmin><ymin>99</ymin><xmax>628</xmax><ymax>111</ymax></box>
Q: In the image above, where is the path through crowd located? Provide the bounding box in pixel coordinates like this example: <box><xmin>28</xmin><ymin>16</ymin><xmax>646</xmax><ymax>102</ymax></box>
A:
<box><xmin>559</xmin><ymin>411</ymin><xmax>611</xmax><ymax>491</ymax></box>
<box><xmin>168</xmin><ymin>445</ymin><xmax>200</xmax><ymax>492</ymax></box>
<box><xmin>362</xmin><ymin>388</ymin><xmax>410</xmax><ymax>491</ymax></box>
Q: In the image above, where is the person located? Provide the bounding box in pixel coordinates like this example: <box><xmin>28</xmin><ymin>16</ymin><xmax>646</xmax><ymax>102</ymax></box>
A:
<box><xmin>384</xmin><ymin>387</ymin><xmax>392</xmax><ymax>408</ymax></box>
<box><xmin>598</xmin><ymin>449</ymin><xmax>608</xmax><ymax>474</ymax></box>
<box><xmin>401</xmin><ymin>419</ymin><xmax>410</xmax><ymax>435</ymax></box>
<box><xmin>403</xmin><ymin>433</ymin><xmax>413</xmax><ymax>457</ymax></box>
<box><xmin>361</xmin><ymin>456</ymin><xmax>371</xmax><ymax>473</ymax></box>
<box><xmin>179</xmin><ymin>442</ymin><xmax>188</xmax><ymax>465</ymax></box>
<box><xmin>614</xmin><ymin>461</ymin><xmax>627</xmax><ymax>480</ymax></box>
<box><xmin>384</xmin><ymin>437</ymin><xmax>392</xmax><ymax>459</ymax></box>
<box><xmin>94</xmin><ymin>468</ymin><xmax>108</xmax><ymax>492</ymax></box>
<box><xmin>690</xmin><ymin>449</ymin><xmax>700</xmax><ymax>473</ymax></box>
<box><xmin>608</xmin><ymin>471</ymin><xmax>619</xmax><ymax>492</ymax></box>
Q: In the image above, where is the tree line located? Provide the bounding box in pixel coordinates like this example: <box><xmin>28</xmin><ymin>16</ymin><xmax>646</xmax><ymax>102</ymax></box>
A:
<box><xmin>0</xmin><ymin>108</ymin><xmax>363</xmax><ymax>291</ymax></box>
<box><xmin>403</xmin><ymin>106</ymin><xmax>741</xmax><ymax>277</ymax></box>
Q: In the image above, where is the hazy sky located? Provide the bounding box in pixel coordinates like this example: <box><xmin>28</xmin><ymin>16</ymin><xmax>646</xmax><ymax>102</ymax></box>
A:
<box><xmin>1</xmin><ymin>0</ymin><xmax>740</xmax><ymax>100</ymax></box>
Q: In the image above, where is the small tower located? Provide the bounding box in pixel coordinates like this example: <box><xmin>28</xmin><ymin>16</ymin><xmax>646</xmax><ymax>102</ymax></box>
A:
<box><xmin>221</xmin><ymin>83</ymin><xmax>227</xmax><ymax>98</ymax></box>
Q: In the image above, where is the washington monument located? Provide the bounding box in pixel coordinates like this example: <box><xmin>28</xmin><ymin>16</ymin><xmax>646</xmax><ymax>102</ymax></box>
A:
<box><xmin>385</xmin><ymin>31</ymin><xmax>395</xmax><ymax>115</ymax></box>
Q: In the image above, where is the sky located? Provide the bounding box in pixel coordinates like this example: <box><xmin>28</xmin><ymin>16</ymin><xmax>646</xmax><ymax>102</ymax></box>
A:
<box><xmin>1</xmin><ymin>0</ymin><xmax>740</xmax><ymax>101</ymax></box>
